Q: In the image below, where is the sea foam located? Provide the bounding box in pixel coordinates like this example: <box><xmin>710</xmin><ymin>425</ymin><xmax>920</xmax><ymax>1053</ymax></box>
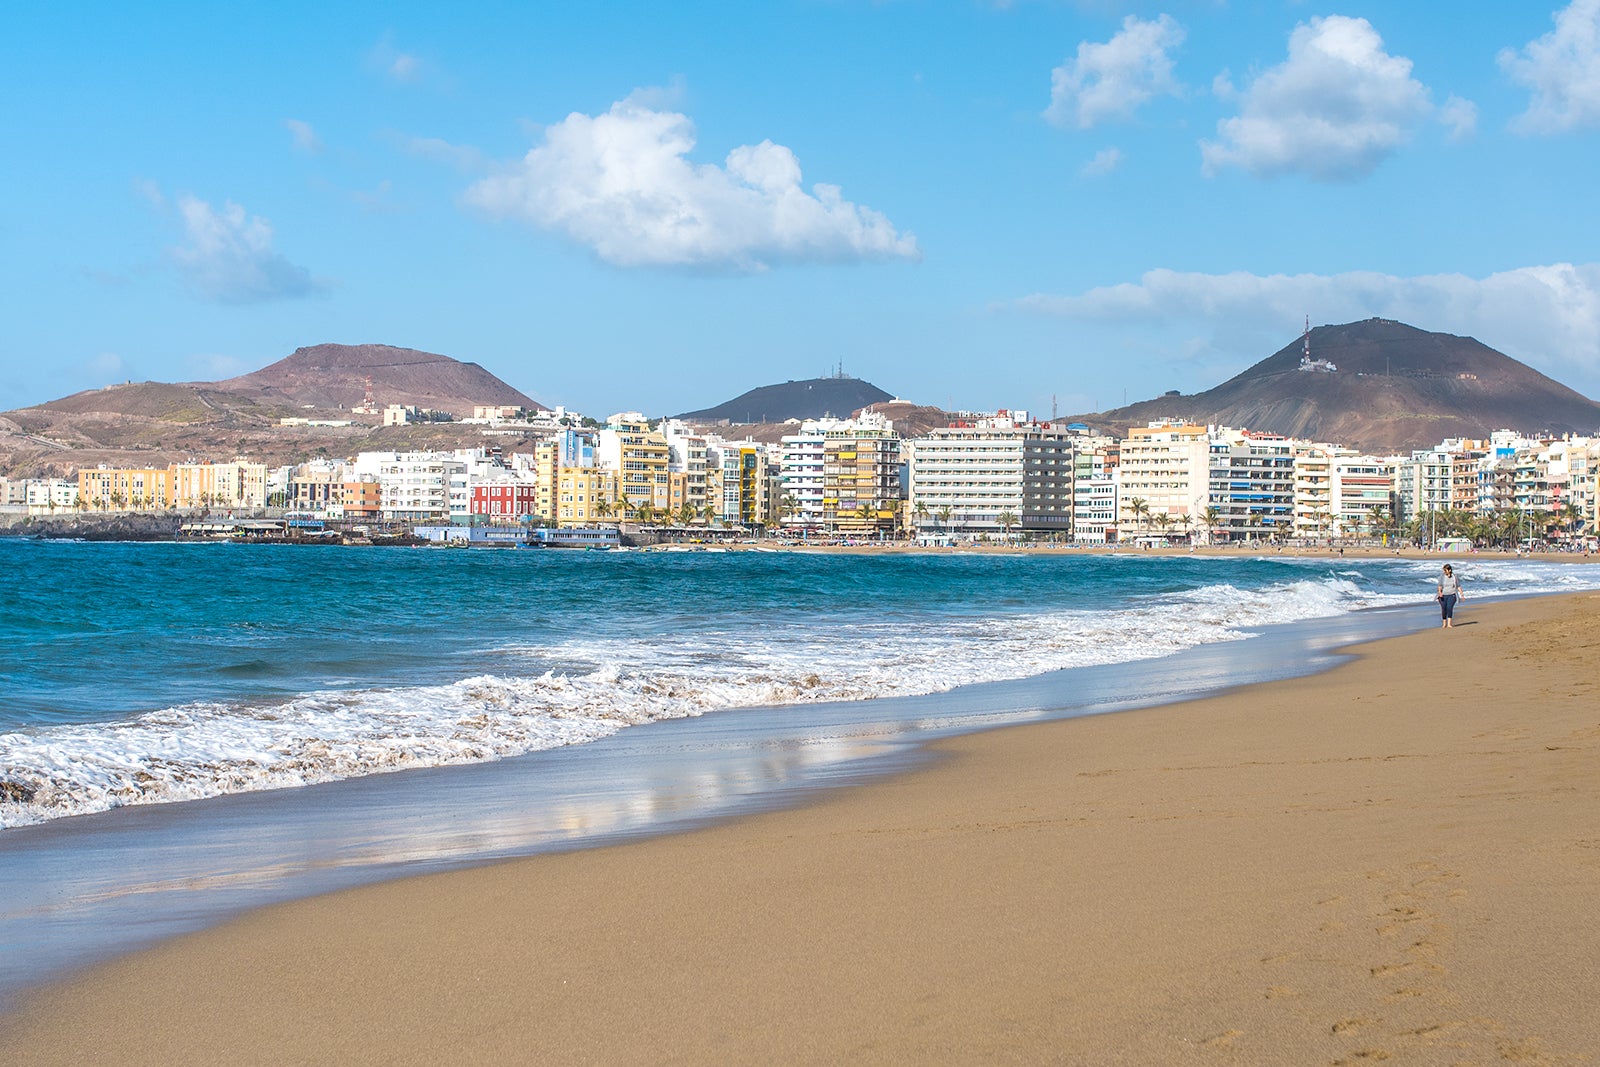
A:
<box><xmin>0</xmin><ymin>559</ymin><xmax>1588</xmax><ymax>829</ymax></box>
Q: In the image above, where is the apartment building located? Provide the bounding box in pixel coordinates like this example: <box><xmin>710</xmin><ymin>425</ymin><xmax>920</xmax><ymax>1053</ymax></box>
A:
<box><xmin>172</xmin><ymin>460</ymin><xmax>269</xmax><ymax>509</ymax></box>
<box><xmin>78</xmin><ymin>466</ymin><xmax>175</xmax><ymax>510</ymax></box>
<box><xmin>353</xmin><ymin>451</ymin><xmax>464</xmax><ymax>521</ymax></box>
<box><xmin>1331</xmin><ymin>455</ymin><xmax>1397</xmax><ymax>536</ymax></box>
<box><xmin>597</xmin><ymin>413</ymin><xmax>670</xmax><ymax>511</ymax></box>
<box><xmin>780</xmin><ymin>413</ymin><xmax>900</xmax><ymax>534</ymax></box>
<box><xmin>555</xmin><ymin>466</ymin><xmax>616</xmax><ymax>527</ymax></box>
<box><xmin>662</xmin><ymin>421</ymin><xmax>710</xmax><ymax>519</ymax></box>
<box><xmin>906</xmin><ymin>413</ymin><xmax>1072</xmax><ymax>539</ymax></box>
<box><xmin>823</xmin><ymin>427</ymin><xmax>900</xmax><ymax>536</ymax></box>
<box><xmin>1070</xmin><ymin>432</ymin><xmax>1118</xmax><ymax>543</ymax></box>
<box><xmin>1207</xmin><ymin>430</ymin><xmax>1296</xmax><ymax>543</ymax></box>
<box><xmin>1115</xmin><ymin>421</ymin><xmax>1209</xmax><ymax>538</ymax></box>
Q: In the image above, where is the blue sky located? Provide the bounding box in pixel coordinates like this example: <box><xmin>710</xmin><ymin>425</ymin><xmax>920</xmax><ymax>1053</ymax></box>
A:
<box><xmin>4</xmin><ymin>1</ymin><xmax>1599</xmax><ymax>419</ymax></box>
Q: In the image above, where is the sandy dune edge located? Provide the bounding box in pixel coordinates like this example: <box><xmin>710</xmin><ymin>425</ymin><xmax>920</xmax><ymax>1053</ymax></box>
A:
<box><xmin>3</xmin><ymin>593</ymin><xmax>1598</xmax><ymax>1065</ymax></box>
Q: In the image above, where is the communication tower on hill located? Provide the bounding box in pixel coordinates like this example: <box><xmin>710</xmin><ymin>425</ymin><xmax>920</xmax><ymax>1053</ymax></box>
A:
<box><xmin>351</xmin><ymin>375</ymin><xmax>381</xmax><ymax>414</ymax></box>
<box><xmin>1298</xmin><ymin>316</ymin><xmax>1338</xmax><ymax>373</ymax></box>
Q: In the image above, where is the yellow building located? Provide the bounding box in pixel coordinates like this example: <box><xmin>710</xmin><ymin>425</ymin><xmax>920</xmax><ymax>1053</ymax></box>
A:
<box><xmin>556</xmin><ymin>467</ymin><xmax>617</xmax><ymax>527</ymax></box>
<box><xmin>533</xmin><ymin>440</ymin><xmax>561</xmax><ymax>523</ymax></box>
<box><xmin>598</xmin><ymin>415</ymin><xmax>670</xmax><ymax>511</ymax></box>
<box><xmin>172</xmin><ymin>460</ymin><xmax>268</xmax><ymax>508</ymax></box>
<box><xmin>77</xmin><ymin>467</ymin><xmax>174</xmax><ymax>510</ymax></box>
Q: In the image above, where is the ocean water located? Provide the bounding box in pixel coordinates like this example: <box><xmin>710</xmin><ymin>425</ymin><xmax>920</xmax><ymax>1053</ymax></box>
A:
<box><xmin>5</xmin><ymin>539</ymin><xmax>1596</xmax><ymax>831</ymax></box>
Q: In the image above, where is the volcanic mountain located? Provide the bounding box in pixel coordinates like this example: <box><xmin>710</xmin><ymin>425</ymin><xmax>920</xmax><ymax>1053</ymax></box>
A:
<box><xmin>674</xmin><ymin>375</ymin><xmax>896</xmax><ymax>424</ymax></box>
<box><xmin>1075</xmin><ymin>319</ymin><xmax>1600</xmax><ymax>453</ymax></box>
<box><xmin>0</xmin><ymin>343</ymin><xmax>542</xmax><ymax>477</ymax></box>
<box><xmin>211</xmin><ymin>343</ymin><xmax>541</xmax><ymax>415</ymax></box>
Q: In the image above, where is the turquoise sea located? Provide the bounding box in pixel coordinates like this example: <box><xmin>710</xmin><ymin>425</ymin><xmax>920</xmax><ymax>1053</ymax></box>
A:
<box><xmin>2</xmin><ymin>539</ymin><xmax>1597</xmax><ymax>1000</ymax></box>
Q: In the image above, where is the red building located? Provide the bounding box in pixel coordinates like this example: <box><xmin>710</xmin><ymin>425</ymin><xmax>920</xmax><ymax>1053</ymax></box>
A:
<box><xmin>471</xmin><ymin>482</ymin><xmax>538</xmax><ymax>524</ymax></box>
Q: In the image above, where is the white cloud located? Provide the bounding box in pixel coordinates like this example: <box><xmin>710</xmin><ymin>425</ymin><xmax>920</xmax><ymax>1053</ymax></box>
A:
<box><xmin>1200</xmin><ymin>16</ymin><xmax>1435</xmax><ymax>180</ymax></box>
<box><xmin>1081</xmin><ymin>147</ymin><xmax>1124</xmax><ymax>177</ymax></box>
<box><xmin>1046</xmin><ymin>14</ymin><xmax>1185</xmax><ymax>129</ymax></box>
<box><xmin>1439</xmin><ymin>95</ymin><xmax>1479</xmax><ymax>141</ymax></box>
<box><xmin>285</xmin><ymin>119</ymin><xmax>323</xmax><ymax>154</ymax></box>
<box><xmin>170</xmin><ymin>195</ymin><xmax>325</xmax><ymax>303</ymax></box>
<box><xmin>465</xmin><ymin>92</ymin><xmax>920</xmax><ymax>270</ymax></box>
<box><xmin>1500</xmin><ymin>0</ymin><xmax>1600</xmax><ymax>133</ymax></box>
<box><xmin>1008</xmin><ymin>264</ymin><xmax>1600</xmax><ymax>378</ymax></box>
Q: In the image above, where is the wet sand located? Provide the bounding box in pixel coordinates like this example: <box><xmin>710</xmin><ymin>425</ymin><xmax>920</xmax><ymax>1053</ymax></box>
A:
<box><xmin>4</xmin><ymin>593</ymin><xmax>1598</xmax><ymax>1064</ymax></box>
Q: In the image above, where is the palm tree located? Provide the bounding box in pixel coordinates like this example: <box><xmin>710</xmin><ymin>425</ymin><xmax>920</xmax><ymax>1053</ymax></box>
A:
<box><xmin>1559</xmin><ymin>500</ymin><xmax>1582</xmax><ymax>544</ymax></box>
<box><xmin>1127</xmin><ymin>497</ymin><xmax>1150</xmax><ymax>538</ymax></box>
<box><xmin>912</xmin><ymin>500</ymin><xmax>929</xmax><ymax>537</ymax></box>
<box><xmin>935</xmin><ymin>506</ymin><xmax>953</xmax><ymax>539</ymax></box>
<box><xmin>1366</xmin><ymin>505</ymin><xmax>1388</xmax><ymax>545</ymax></box>
<box><xmin>595</xmin><ymin>497</ymin><xmax>614</xmax><ymax>522</ymax></box>
<box><xmin>996</xmin><ymin>509</ymin><xmax>1019</xmax><ymax>540</ymax></box>
<box><xmin>1202</xmin><ymin>505</ymin><xmax>1222</xmax><ymax>545</ymax></box>
<box><xmin>1151</xmin><ymin>512</ymin><xmax>1173</xmax><ymax>543</ymax></box>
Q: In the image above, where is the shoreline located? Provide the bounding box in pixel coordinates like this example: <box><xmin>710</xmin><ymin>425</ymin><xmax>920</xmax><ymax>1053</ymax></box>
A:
<box><xmin>4</xmin><ymin>592</ymin><xmax>1597</xmax><ymax>1061</ymax></box>
<box><xmin>0</xmin><ymin>596</ymin><xmax>1433</xmax><ymax>1007</ymax></box>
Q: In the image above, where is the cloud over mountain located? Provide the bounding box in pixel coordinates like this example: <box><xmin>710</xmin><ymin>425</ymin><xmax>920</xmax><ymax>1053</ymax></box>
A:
<box><xmin>464</xmin><ymin>92</ymin><xmax>920</xmax><ymax>271</ymax></box>
<box><xmin>1009</xmin><ymin>263</ymin><xmax>1600</xmax><ymax>378</ymax></box>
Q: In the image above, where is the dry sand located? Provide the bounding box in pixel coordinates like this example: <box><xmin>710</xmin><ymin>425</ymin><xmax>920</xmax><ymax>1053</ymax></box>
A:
<box><xmin>3</xmin><ymin>594</ymin><xmax>1598</xmax><ymax>1065</ymax></box>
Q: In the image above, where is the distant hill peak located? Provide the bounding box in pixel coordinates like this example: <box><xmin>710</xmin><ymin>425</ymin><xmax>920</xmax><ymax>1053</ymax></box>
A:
<box><xmin>1071</xmin><ymin>319</ymin><xmax>1600</xmax><ymax>453</ymax></box>
<box><xmin>213</xmin><ymin>342</ymin><xmax>541</xmax><ymax>414</ymax></box>
<box><xmin>675</xmin><ymin>375</ymin><xmax>898</xmax><ymax>424</ymax></box>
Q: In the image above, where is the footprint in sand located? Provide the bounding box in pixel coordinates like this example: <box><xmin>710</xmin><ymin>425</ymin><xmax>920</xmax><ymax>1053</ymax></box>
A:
<box><xmin>1201</xmin><ymin>1029</ymin><xmax>1243</xmax><ymax>1048</ymax></box>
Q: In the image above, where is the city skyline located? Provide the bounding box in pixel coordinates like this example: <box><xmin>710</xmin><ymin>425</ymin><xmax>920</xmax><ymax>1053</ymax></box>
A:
<box><xmin>5</xmin><ymin>2</ymin><xmax>1600</xmax><ymax>418</ymax></box>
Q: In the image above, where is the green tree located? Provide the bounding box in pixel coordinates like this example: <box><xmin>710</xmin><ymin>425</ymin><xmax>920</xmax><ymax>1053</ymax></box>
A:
<box><xmin>996</xmin><ymin>509</ymin><xmax>1018</xmax><ymax>540</ymax></box>
<box><xmin>1127</xmin><ymin>497</ymin><xmax>1150</xmax><ymax>537</ymax></box>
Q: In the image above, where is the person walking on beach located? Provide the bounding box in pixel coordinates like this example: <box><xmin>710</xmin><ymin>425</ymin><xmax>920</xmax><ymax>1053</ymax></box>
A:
<box><xmin>1436</xmin><ymin>563</ymin><xmax>1464</xmax><ymax>628</ymax></box>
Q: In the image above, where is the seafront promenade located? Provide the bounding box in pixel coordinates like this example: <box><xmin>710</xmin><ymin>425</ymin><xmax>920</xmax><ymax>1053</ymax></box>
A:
<box><xmin>3</xmin><ymin>590</ymin><xmax>1597</xmax><ymax>1063</ymax></box>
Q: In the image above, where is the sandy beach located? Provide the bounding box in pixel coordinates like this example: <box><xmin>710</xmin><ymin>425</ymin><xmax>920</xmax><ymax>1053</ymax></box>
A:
<box><xmin>4</xmin><ymin>592</ymin><xmax>1598</xmax><ymax>1064</ymax></box>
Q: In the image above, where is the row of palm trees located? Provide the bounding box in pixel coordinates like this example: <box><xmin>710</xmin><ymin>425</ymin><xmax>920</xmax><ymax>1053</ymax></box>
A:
<box><xmin>593</xmin><ymin>497</ymin><xmax>729</xmax><ymax>528</ymax></box>
<box><xmin>907</xmin><ymin>501</ymin><xmax>1022</xmax><ymax>539</ymax></box>
<box><xmin>1391</xmin><ymin>503</ymin><xmax>1584</xmax><ymax>548</ymax></box>
<box><xmin>45</xmin><ymin>492</ymin><xmax>230</xmax><ymax>514</ymax></box>
<box><xmin>1120</xmin><ymin>497</ymin><xmax>1586</xmax><ymax>547</ymax></box>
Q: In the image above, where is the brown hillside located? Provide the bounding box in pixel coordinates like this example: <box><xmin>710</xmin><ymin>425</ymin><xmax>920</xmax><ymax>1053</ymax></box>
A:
<box><xmin>213</xmin><ymin>343</ymin><xmax>541</xmax><ymax>415</ymax></box>
<box><xmin>1070</xmin><ymin>319</ymin><xmax>1600</xmax><ymax>453</ymax></box>
<box><xmin>0</xmin><ymin>342</ymin><xmax>545</xmax><ymax>477</ymax></box>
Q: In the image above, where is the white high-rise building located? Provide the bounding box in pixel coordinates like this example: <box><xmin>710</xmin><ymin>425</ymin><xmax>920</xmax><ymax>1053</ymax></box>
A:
<box><xmin>906</xmin><ymin>412</ymin><xmax>1075</xmax><ymax>540</ymax></box>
